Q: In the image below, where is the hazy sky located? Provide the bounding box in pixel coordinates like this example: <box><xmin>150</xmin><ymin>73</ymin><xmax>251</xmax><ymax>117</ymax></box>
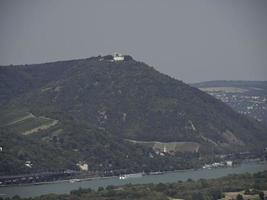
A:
<box><xmin>0</xmin><ymin>0</ymin><xmax>266</xmax><ymax>82</ymax></box>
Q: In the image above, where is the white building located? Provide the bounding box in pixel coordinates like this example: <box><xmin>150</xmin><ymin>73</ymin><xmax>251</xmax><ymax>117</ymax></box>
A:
<box><xmin>77</xmin><ymin>162</ymin><xmax>88</xmax><ymax>171</ymax></box>
<box><xmin>113</xmin><ymin>53</ymin><xmax>124</xmax><ymax>61</ymax></box>
<box><xmin>163</xmin><ymin>145</ymin><xmax>167</xmax><ymax>153</ymax></box>
<box><xmin>226</xmin><ymin>160</ymin><xmax>233</xmax><ymax>167</ymax></box>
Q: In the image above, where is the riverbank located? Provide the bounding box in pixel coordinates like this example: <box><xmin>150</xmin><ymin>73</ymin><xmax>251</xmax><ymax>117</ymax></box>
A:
<box><xmin>0</xmin><ymin>174</ymin><xmax>118</xmax><ymax>188</ymax></box>
<box><xmin>0</xmin><ymin>159</ymin><xmax>265</xmax><ymax>188</ymax></box>
<box><xmin>0</xmin><ymin>161</ymin><xmax>266</xmax><ymax>198</ymax></box>
<box><xmin>0</xmin><ymin>167</ymin><xmax>216</xmax><ymax>188</ymax></box>
<box><xmin>1</xmin><ymin>167</ymin><xmax>267</xmax><ymax>200</ymax></box>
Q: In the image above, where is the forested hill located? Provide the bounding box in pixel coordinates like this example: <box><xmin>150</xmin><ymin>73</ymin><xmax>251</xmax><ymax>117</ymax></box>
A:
<box><xmin>0</xmin><ymin>55</ymin><xmax>266</xmax><ymax>175</ymax></box>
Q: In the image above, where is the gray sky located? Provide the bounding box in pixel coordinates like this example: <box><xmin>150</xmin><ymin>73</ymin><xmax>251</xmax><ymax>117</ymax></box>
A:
<box><xmin>0</xmin><ymin>0</ymin><xmax>266</xmax><ymax>83</ymax></box>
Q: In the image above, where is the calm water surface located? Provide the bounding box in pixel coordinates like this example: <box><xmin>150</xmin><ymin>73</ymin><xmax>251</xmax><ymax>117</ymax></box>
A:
<box><xmin>0</xmin><ymin>161</ymin><xmax>266</xmax><ymax>198</ymax></box>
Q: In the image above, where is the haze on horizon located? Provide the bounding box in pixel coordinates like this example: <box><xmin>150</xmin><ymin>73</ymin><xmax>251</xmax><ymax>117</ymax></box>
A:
<box><xmin>0</xmin><ymin>0</ymin><xmax>266</xmax><ymax>83</ymax></box>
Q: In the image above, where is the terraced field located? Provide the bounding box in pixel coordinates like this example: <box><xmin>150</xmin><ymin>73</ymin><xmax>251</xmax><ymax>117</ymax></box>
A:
<box><xmin>0</xmin><ymin>108</ymin><xmax>30</xmax><ymax>126</ymax></box>
<box><xmin>0</xmin><ymin>109</ymin><xmax>58</xmax><ymax>135</ymax></box>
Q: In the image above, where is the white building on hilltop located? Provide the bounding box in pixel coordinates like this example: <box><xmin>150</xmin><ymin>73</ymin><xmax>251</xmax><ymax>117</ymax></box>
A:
<box><xmin>113</xmin><ymin>53</ymin><xmax>124</xmax><ymax>61</ymax></box>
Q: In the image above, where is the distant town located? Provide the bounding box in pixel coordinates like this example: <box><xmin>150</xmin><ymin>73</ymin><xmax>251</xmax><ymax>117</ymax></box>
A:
<box><xmin>194</xmin><ymin>81</ymin><xmax>267</xmax><ymax>123</ymax></box>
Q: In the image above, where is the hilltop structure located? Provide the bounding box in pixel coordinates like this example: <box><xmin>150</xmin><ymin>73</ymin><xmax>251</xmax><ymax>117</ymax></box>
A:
<box><xmin>113</xmin><ymin>53</ymin><xmax>124</xmax><ymax>61</ymax></box>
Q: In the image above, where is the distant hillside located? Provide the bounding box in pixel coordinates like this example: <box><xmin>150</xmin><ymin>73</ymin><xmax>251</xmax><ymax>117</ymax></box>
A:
<box><xmin>192</xmin><ymin>81</ymin><xmax>267</xmax><ymax>123</ymax></box>
<box><xmin>0</xmin><ymin>56</ymin><xmax>266</xmax><ymax>175</ymax></box>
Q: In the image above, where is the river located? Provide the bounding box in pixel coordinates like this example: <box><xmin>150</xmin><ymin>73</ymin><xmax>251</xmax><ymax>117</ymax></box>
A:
<box><xmin>0</xmin><ymin>161</ymin><xmax>266</xmax><ymax>198</ymax></box>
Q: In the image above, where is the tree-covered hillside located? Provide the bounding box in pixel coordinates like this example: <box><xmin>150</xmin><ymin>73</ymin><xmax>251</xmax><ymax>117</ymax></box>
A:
<box><xmin>0</xmin><ymin>55</ymin><xmax>266</xmax><ymax>175</ymax></box>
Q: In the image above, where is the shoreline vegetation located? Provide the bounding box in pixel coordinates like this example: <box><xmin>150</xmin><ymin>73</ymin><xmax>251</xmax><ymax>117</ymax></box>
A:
<box><xmin>1</xmin><ymin>170</ymin><xmax>267</xmax><ymax>200</ymax></box>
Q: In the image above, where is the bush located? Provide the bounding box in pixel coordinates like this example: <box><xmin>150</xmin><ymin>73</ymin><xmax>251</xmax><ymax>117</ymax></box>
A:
<box><xmin>236</xmin><ymin>194</ymin><xmax>244</xmax><ymax>200</ymax></box>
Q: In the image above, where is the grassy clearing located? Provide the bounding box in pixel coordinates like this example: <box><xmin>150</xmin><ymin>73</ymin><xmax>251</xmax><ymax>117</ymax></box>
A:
<box><xmin>199</xmin><ymin>87</ymin><xmax>248</xmax><ymax>93</ymax></box>
<box><xmin>0</xmin><ymin>108</ymin><xmax>58</xmax><ymax>135</ymax></box>
<box><xmin>21</xmin><ymin>118</ymin><xmax>58</xmax><ymax>135</ymax></box>
<box><xmin>126</xmin><ymin>139</ymin><xmax>200</xmax><ymax>153</ymax></box>
<box><xmin>0</xmin><ymin>108</ymin><xmax>29</xmax><ymax>126</ymax></box>
<box><xmin>9</xmin><ymin>116</ymin><xmax>58</xmax><ymax>135</ymax></box>
<box><xmin>6</xmin><ymin>113</ymin><xmax>35</xmax><ymax>125</ymax></box>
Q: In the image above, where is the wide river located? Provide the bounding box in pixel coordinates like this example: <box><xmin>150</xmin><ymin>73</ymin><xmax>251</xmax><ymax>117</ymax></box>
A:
<box><xmin>1</xmin><ymin>161</ymin><xmax>266</xmax><ymax>198</ymax></box>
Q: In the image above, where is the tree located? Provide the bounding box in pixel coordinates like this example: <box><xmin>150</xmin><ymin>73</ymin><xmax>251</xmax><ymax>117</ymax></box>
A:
<box><xmin>192</xmin><ymin>192</ymin><xmax>205</xmax><ymax>200</ymax></box>
<box><xmin>244</xmin><ymin>188</ymin><xmax>250</xmax><ymax>195</ymax></box>
<box><xmin>259</xmin><ymin>191</ymin><xmax>264</xmax><ymax>200</ymax></box>
<box><xmin>11</xmin><ymin>196</ymin><xmax>21</xmax><ymax>200</ymax></box>
<box><xmin>98</xmin><ymin>186</ymin><xmax>104</xmax><ymax>192</ymax></box>
<box><xmin>155</xmin><ymin>183</ymin><xmax>168</xmax><ymax>192</ymax></box>
<box><xmin>236</xmin><ymin>194</ymin><xmax>244</xmax><ymax>200</ymax></box>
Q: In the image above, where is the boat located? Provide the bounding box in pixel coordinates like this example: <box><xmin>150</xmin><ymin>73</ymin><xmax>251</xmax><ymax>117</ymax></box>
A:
<box><xmin>148</xmin><ymin>171</ymin><xmax>164</xmax><ymax>175</ymax></box>
<box><xmin>69</xmin><ymin>179</ymin><xmax>80</xmax><ymax>183</ymax></box>
<box><xmin>119</xmin><ymin>173</ymin><xmax>144</xmax><ymax>180</ymax></box>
